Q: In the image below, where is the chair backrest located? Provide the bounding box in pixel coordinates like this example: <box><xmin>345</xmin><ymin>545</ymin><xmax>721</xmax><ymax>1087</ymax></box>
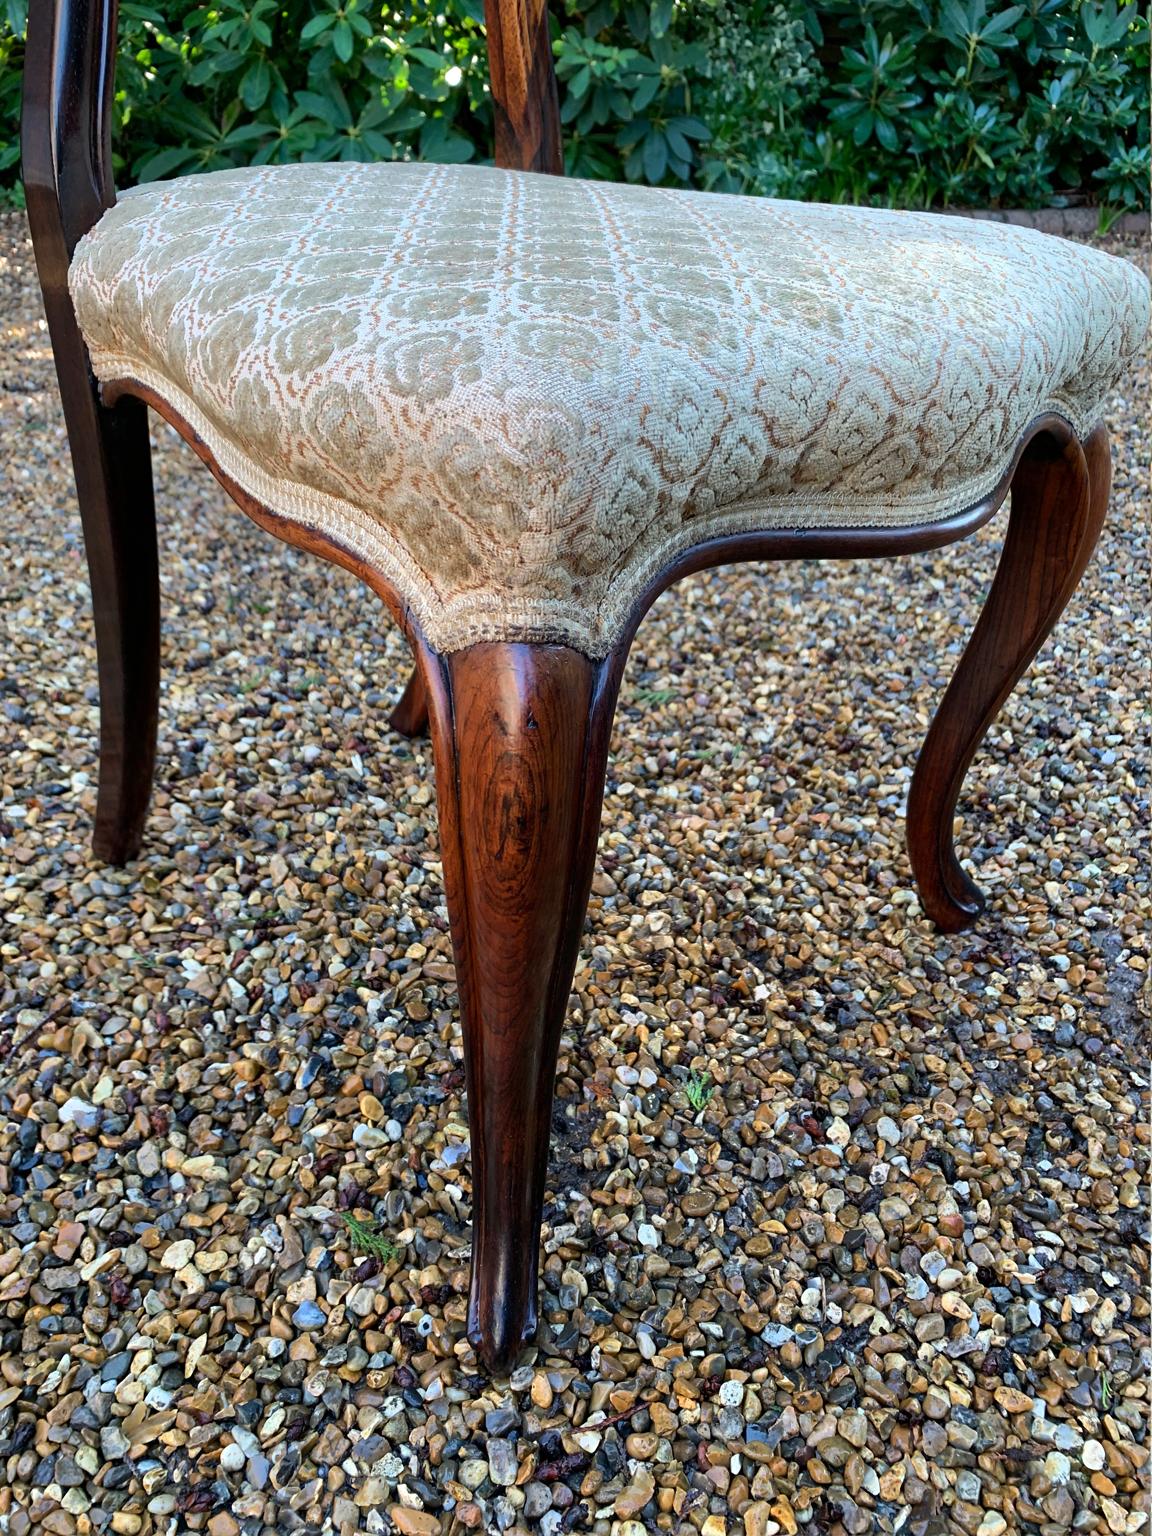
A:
<box><xmin>486</xmin><ymin>0</ymin><xmax>562</xmax><ymax>175</ymax></box>
<box><xmin>22</xmin><ymin>0</ymin><xmax>562</xmax><ymax>288</ymax></box>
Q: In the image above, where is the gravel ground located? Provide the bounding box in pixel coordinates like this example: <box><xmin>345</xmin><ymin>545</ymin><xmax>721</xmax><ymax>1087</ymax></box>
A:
<box><xmin>0</xmin><ymin>212</ymin><xmax>1148</xmax><ymax>1536</ymax></box>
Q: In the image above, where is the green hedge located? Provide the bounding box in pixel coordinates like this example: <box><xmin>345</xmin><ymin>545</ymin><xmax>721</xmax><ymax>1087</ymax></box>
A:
<box><xmin>1</xmin><ymin>0</ymin><xmax>1147</xmax><ymax>215</ymax></box>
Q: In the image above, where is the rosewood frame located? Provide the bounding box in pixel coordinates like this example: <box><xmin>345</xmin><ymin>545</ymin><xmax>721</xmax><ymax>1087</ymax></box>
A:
<box><xmin>22</xmin><ymin>0</ymin><xmax>1113</xmax><ymax>1372</ymax></box>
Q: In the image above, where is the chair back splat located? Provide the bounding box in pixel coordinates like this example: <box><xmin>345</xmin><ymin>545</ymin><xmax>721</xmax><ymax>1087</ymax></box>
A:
<box><xmin>484</xmin><ymin>0</ymin><xmax>562</xmax><ymax>173</ymax></box>
<box><xmin>22</xmin><ymin>0</ymin><xmax>119</xmax><ymax>283</ymax></box>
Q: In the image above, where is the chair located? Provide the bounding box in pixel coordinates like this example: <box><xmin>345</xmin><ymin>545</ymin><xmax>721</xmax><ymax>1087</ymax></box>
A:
<box><xmin>22</xmin><ymin>0</ymin><xmax>1148</xmax><ymax>1372</ymax></box>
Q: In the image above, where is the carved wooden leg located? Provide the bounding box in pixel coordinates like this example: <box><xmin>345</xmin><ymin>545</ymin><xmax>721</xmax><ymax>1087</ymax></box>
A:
<box><xmin>29</xmin><ymin>238</ymin><xmax>160</xmax><ymax>866</ymax></box>
<box><xmin>907</xmin><ymin>424</ymin><xmax>1110</xmax><ymax>932</ymax></box>
<box><xmin>68</xmin><ymin>386</ymin><xmax>160</xmax><ymax>865</ymax></box>
<box><xmin>389</xmin><ymin>666</ymin><xmax>429</xmax><ymax>737</ymax></box>
<box><xmin>420</xmin><ymin>641</ymin><xmax>616</xmax><ymax>1372</ymax></box>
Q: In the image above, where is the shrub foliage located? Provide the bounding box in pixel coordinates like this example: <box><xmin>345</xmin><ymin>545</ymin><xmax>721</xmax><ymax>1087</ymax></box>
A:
<box><xmin>1</xmin><ymin>0</ymin><xmax>1147</xmax><ymax>212</ymax></box>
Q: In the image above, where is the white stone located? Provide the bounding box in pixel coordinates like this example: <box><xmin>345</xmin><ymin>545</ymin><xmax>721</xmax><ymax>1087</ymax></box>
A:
<box><xmin>1043</xmin><ymin>1451</ymin><xmax>1071</xmax><ymax>1486</ymax></box>
<box><xmin>1082</xmin><ymin>1439</ymin><xmax>1106</xmax><ymax>1471</ymax></box>
<box><xmin>160</xmin><ymin>1239</ymin><xmax>195</xmax><ymax>1270</ymax></box>
<box><xmin>59</xmin><ymin>1097</ymin><xmax>100</xmax><ymax>1131</ymax></box>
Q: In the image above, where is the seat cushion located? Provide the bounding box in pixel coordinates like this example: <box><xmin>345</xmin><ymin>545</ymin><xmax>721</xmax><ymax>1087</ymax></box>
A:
<box><xmin>69</xmin><ymin>163</ymin><xmax>1148</xmax><ymax>656</ymax></box>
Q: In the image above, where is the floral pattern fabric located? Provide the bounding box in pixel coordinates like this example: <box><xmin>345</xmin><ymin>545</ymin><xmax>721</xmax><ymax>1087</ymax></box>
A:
<box><xmin>70</xmin><ymin>162</ymin><xmax>1149</xmax><ymax>656</ymax></box>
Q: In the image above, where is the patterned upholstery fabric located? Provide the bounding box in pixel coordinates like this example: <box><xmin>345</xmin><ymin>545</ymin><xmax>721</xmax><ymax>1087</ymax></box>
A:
<box><xmin>69</xmin><ymin>162</ymin><xmax>1148</xmax><ymax>657</ymax></box>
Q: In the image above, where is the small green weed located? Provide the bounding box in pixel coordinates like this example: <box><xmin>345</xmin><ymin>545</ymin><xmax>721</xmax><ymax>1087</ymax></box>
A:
<box><xmin>685</xmin><ymin>1070</ymin><xmax>714</xmax><ymax>1112</ymax></box>
<box><xmin>341</xmin><ymin>1212</ymin><xmax>398</xmax><ymax>1263</ymax></box>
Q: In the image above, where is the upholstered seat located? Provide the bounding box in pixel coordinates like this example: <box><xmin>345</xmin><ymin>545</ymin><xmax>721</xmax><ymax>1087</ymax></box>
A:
<box><xmin>69</xmin><ymin>161</ymin><xmax>1147</xmax><ymax>658</ymax></box>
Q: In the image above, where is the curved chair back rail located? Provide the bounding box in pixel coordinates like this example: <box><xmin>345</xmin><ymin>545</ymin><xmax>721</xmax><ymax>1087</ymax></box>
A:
<box><xmin>22</xmin><ymin>0</ymin><xmax>558</xmax><ymax>265</ymax></box>
<box><xmin>20</xmin><ymin>0</ymin><xmax>1125</xmax><ymax>1375</ymax></box>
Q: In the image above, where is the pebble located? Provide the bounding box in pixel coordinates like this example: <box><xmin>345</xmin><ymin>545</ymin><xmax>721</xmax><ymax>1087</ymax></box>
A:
<box><xmin>615</xmin><ymin>1468</ymin><xmax>656</xmax><ymax>1518</ymax></box>
<box><xmin>388</xmin><ymin>1513</ymin><xmax>440</xmax><ymax>1536</ymax></box>
<box><xmin>99</xmin><ymin>1426</ymin><xmax>129</xmax><ymax>1461</ymax></box>
<box><xmin>1083</xmin><ymin>1439</ymin><xmax>1106</xmax><ymax>1471</ymax></box>
<box><xmin>160</xmin><ymin>1239</ymin><xmax>195</xmax><ymax>1270</ymax></box>
<box><xmin>1044</xmin><ymin>1451</ymin><xmax>1072</xmax><ymax>1486</ymax></box>
<box><xmin>291</xmin><ymin>1301</ymin><xmax>327</xmax><ymax>1329</ymax></box>
<box><xmin>487</xmin><ymin>1438</ymin><xmax>518</xmax><ymax>1487</ymax></box>
<box><xmin>57</xmin><ymin>1097</ymin><xmax>100</xmax><ymax>1131</ymax></box>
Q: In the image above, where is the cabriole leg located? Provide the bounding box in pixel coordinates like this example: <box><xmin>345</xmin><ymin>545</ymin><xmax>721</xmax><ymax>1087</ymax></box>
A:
<box><xmin>420</xmin><ymin>640</ymin><xmax>616</xmax><ymax>1372</ymax></box>
<box><xmin>907</xmin><ymin>425</ymin><xmax>1110</xmax><ymax>931</ymax></box>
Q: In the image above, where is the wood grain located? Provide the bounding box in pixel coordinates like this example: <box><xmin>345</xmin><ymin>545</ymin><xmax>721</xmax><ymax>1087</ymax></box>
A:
<box><xmin>420</xmin><ymin>642</ymin><xmax>617</xmax><ymax>1372</ymax></box>
<box><xmin>484</xmin><ymin>0</ymin><xmax>562</xmax><ymax>174</ymax></box>
<box><xmin>906</xmin><ymin>423</ymin><xmax>1111</xmax><ymax>931</ymax></box>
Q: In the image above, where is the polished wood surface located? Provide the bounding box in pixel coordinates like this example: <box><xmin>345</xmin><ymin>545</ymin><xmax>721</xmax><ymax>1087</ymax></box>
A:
<box><xmin>421</xmin><ymin>643</ymin><xmax>617</xmax><ymax>1370</ymax></box>
<box><xmin>21</xmin><ymin>0</ymin><xmax>118</xmax><ymax>265</ymax></box>
<box><xmin>388</xmin><ymin>666</ymin><xmax>430</xmax><ymax>737</ymax></box>
<box><xmin>484</xmin><ymin>0</ymin><xmax>562</xmax><ymax>174</ymax></box>
<box><xmin>22</xmin><ymin>0</ymin><xmax>160</xmax><ymax>864</ymax></box>
<box><xmin>907</xmin><ymin>424</ymin><xmax>1110</xmax><ymax>930</ymax></box>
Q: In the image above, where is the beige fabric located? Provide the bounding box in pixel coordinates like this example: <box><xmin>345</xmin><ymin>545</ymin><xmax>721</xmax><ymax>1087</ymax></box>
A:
<box><xmin>69</xmin><ymin>162</ymin><xmax>1148</xmax><ymax>657</ymax></box>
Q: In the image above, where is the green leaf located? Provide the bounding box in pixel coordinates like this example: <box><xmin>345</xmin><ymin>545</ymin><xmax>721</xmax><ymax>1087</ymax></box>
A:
<box><xmin>409</xmin><ymin>46</ymin><xmax>449</xmax><ymax>69</ymax></box>
<box><xmin>296</xmin><ymin>87</ymin><xmax>352</xmax><ymax>129</ymax></box>
<box><xmin>980</xmin><ymin>7</ymin><xmax>1025</xmax><ymax>41</ymax></box>
<box><xmin>631</xmin><ymin>73</ymin><xmax>659</xmax><ymax>111</ymax></box>
<box><xmin>650</xmin><ymin>0</ymin><xmax>674</xmax><ymax>40</ymax></box>
<box><xmin>361</xmin><ymin>130</ymin><xmax>394</xmax><ymax>157</ymax></box>
<box><xmin>420</xmin><ymin>119</ymin><xmax>474</xmax><ymax>163</ymax></box>
<box><xmin>135</xmin><ymin>145</ymin><xmax>201</xmax><ymax>181</ymax></box>
<box><xmin>874</xmin><ymin>113</ymin><xmax>899</xmax><ymax>151</ymax></box>
<box><xmin>383</xmin><ymin>104</ymin><xmax>426</xmax><ymax>134</ymax></box>
<box><xmin>642</xmin><ymin>129</ymin><xmax>668</xmax><ymax>182</ymax></box>
<box><xmin>667</xmin><ymin>115</ymin><xmax>711</xmax><ymax>141</ymax></box>
<box><xmin>240</xmin><ymin>58</ymin><xmax>270</xmax><ymax>111</ymax></box>
<box><xmin>300</xmin><ymin>13</ymin><xmax>336</xmax><ymax>41</ymax></box>
<box><xmin>332</xmin><ymin>21</ymin><xmax>355</xmax><ymax>63</ymax></box>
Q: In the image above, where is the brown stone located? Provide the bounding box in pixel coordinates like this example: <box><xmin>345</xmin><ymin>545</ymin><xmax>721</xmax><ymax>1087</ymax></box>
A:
<box><xmin>388</xmin><ymin>1512</ymin><xmax>441</xmax><ymax>1536</ymax></box>
<box><xmin>615</xmin><ymin>1468</ymin><xmax>655</xmax><ymax>1519</ymax></box>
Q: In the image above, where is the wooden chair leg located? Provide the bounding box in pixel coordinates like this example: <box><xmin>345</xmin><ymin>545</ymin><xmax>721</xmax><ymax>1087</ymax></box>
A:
<box><xmin>69</xmin><ymin>388</ymin><xmax>160</xmax><ymax>865</ymax></box>
<box><xmin>907</xmin><ymin>424</ymin><xmax>1110</xmax><ymax>932</ymax></box>
<box><xmin>388</xmin><ymin>666</ymin><xmax>429</xmax><ymax>737</ymax></box>
<box><xmin>420</xmin><ymin>640</ymin><xmax>616</xmax><ymax>1372</ymax></box>
<box><xmin>28</xmin><ymin>216</ymin><xmax>160</xmax><ymax>865</ymax></box>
